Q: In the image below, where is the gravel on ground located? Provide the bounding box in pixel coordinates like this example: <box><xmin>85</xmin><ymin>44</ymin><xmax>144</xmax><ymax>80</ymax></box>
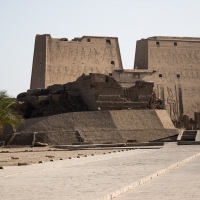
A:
<box><xmin>0</xmin><ymin>146</ymin><xmax>121</xmax><ymax>166</ymax></box>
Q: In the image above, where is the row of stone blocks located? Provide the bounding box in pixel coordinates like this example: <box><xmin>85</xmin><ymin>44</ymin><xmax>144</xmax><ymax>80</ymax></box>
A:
<box><xmin>1</xmin><ymin>110</ymin><xmax>178</xmax><ymax>145</ymax></box>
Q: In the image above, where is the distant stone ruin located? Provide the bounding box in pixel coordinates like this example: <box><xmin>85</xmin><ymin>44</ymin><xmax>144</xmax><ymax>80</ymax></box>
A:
<box><xmin>3</xmin><ymin>34</ymin><xmax>200</xmax><ymax>147</ymax></box>
<box><xmin>17</xmin><ymin>74</ymin><xmax>154</xmax><ymax>118</ymax></box>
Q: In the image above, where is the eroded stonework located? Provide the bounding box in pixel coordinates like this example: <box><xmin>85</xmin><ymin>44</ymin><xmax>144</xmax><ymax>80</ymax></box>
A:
<box><xmin>18</xmin><ymin>74</ymin><xmax>154</xmax><ymax>118</ymax></box>
<box><xmin>134</xmin><ymin>36</ymin><xmax>200</xmax><ymax>122</ymax></box>
<box><xmin>30</xmin><ymin>34</ymin><xmax>123</xmax><ymax>89</ymax></box>
<box><xmin>29</xmin><ymin>34</ymin><xmax>200</xmax><ymax>126</ymax></box>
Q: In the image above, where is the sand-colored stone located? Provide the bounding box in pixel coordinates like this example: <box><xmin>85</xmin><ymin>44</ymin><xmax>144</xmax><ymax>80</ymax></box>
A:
<box><xmin>30</xmin><ymin>34</ymin><xmax>123</xmax><ymax>89</ymax></box>
<box><xmin>134</xmin><ymin>36</ymin><xmax>200</xmax><ymax>120</ymax></box>
<box><xmin>1</xmin><ymin>110</ymin><xmax>178</xmax><ymax>145</ymax></box>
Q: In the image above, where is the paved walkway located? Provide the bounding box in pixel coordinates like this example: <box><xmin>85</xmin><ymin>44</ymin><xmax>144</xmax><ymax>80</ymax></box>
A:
<box><xmin>117</xmin><ymin>155</ymin><xmax>200</xmax><ymax>200</ymax></box>
<box><xmin>0</xmin><ymin>143</ymin><xmax>200</xmax><ymax>200</ymax></box>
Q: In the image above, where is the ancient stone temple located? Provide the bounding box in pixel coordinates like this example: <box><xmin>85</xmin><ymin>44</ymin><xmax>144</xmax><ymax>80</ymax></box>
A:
<box><xmin>29</xmin><ymin>34</ymin><xmax>200</xmax><ymax>125</ymax></box>
<box><xmin>133</xmin><ymin>36</ymin><xmax>200</xmax><ymax>121</ymax></box>
<box><xmin>30</xmin><ymin>34</ymin><xmax>123</xmax><ymax>89</ymax></box>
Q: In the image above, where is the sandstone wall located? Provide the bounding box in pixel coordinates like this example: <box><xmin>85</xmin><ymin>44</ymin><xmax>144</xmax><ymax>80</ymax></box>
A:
<box><xmin>30</xmin><ymin>35</ymin><xmax>46</xmax><ymax>89</ymax></box>
<box><xmin>30</xmin><ymin>34</ymin><xmax>123</xmax><ymax>89</ymax></box>
<box><xmin>134</xmin><ymin>37</ymin><xmax>200</xmax><ymax>120</ymax></box>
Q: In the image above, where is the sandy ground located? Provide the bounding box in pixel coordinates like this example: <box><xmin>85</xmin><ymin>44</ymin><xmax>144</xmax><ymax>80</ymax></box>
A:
<box><xmin>0</xmin><ymin>146</ymin><xmax>121</xmax><ymax>166</ymax></box>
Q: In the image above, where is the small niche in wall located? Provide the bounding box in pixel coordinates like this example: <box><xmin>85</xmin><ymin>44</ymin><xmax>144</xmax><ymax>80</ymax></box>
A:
<box><xmin>156</xmin><ymin>42</ymin><xmax>160</xmax><ymax>46</ymax></box>
<box><xmin>174</xmin><ymin>42</ymin><xmax>177</xmax><ymax>46</ymax></box>
<box><xmin>177</xmin><ymin>74</ymin><xmax>180</xmax><ymax>78</ymax></box>
<box><xmin>106</xmin><ymin>39</ymin><xmax>111</xmax><ymax>45</ymax></box>
<box><xmin>159</xmin><ymin>74</ymin><xmax>162</xmax><ymax>77</ymax></box>
<box><xmin>87</xmin><ymin>38</ymin><xmax>90</xmax><ymax>42</ymax></box>
<box><xmin>111</xmin><ymin>61</ymin><xmax>115</xmax><ymax>65</ymax></box>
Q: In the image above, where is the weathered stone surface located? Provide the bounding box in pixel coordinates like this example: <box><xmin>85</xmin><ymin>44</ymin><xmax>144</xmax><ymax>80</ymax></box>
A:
<box><xmin>17</xmin><ymin>88</ymin><xmax>88</xmax><ymax>118</ymax></box>
<box><xmin>27</xmin><ymin>34</ymin><xmax>200</xmax><ymax>127</ymax></box>
<box><xmin>30</xmin><ymin>34</ymin><xmax>123</xmax><ymax>89</ymax></box>
<box><xmin>17</xmin><ymin>74</ymin><xmax>154</xmax><ymax>118</ymax></box>
<box><xmin>2</xmin><ymin>110</ymin><xmax>178</xmax><ymax>145</ymax></box>
<box><xmin>65</xmin><ymin>74</ymin><xmax>154</xmax><ymax>111</ymax></box>
<box><xmin>134</xmin><ymin>36</ymin><xmax>200</xmax><ymax>122</ymax></box>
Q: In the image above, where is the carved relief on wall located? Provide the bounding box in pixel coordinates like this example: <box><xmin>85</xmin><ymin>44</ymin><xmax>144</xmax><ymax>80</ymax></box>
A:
<box><xmin>165</xmin><ymin>68</ymin><xmax>173</xmax><ymax>82</ymax></box>
<box><xmin>87</xmin><ymin>47</ymin><xmax>100</xmax><ymax>64</ymax></box>
<box><xmin>47</xmin><ymin>64</ymin><xmax>115</xmax><ymax>85</ymax></box>
<box><xmin>167</xmin><ymin>87</ymin><xmax>179</xmax><ymax>121</ymax></box>
<box><xmin>156</xmin><ymin>67</ymin><xmax>200</xmax><ymax>83</ymax></box>
<box><xmin>149</xmin><ymin>48</ymin><xmax>200</xmax><ymax>66</ymax></box>
<box><xmin>193</xmin><ymin>101</ymin><xmax>200</xmax><ymax>111</ymax></box>
<box><xmin>47</xmin><ymin>65</ymin><xmax>80</xmax><ymax>84</ymax></box>
<box><xmin>184</xmin><ymin>99</ymin><xmax>200</xmax><ymax>117</ymax></box>
<box><xmin>48</xmin><ymin>44</ymin><xmax>119</xmax><ymax>69</ymax></box>
<box><xmin>182</xmin><ymin>86</ymin><xmax>200</xmax><ymax>97</ymax></box>
<box><xmin>46</xmin><ymin>40</ymin><xmax>121</xmax><ymax>86</ymax></box>
<box><xmin>163</xmin><ymin>85</ymin><xmax>200</xmax><ymax>119</ymax></box>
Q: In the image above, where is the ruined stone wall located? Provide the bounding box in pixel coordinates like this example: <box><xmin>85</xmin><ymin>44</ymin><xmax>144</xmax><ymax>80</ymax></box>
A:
<box><xmin>134</xmin><ymin>37</ymin><xmax>200</xmax><ymax>120</ymax></box>
<box><xmin>30</xmin><ymin>34</ymin><xmax>123</xmax><ymax>89</ymax></box>
<box><xmin>4</xmin><ymin>110</ymin><xmax>178</xmax><ymax>144</ymax></box>
<box><xmin>65</xmin><ymin>74</ymin><xmax>153</xmax><ymax>111</ymax></box>
<box><xmin>112</xmin><ymin>70</ymin><xmax>154</xmax><ymax>88</ymax></box>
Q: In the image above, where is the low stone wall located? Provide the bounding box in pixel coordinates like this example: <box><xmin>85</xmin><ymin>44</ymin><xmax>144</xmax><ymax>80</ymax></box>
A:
<box><xmin>1</xmin><ymin>110</ymin><xmax>178</xmax><ymax>145</ymax></box>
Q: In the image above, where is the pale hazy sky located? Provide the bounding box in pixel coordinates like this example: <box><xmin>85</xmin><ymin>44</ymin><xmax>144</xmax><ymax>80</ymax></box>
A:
<box><xmin>1</xmin><ymin>0</ymin><xmax>200</xmax><ymax>97</ymax></box>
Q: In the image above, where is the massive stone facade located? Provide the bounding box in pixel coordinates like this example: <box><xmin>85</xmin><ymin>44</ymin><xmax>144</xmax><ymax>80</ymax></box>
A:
<box><xmin>29</xmin><ymin>34</ymin><xmax>200</xmax><ymax>125</ymax></box>
<box><xmin>134</xmin><ymin>36</ymin><xmax>200</xmax><ymax>121</ymax></box>
<box><xmin>30</xmin><ymin>34</ymin><xmax>123</xmax><ymax>89</ymax></box>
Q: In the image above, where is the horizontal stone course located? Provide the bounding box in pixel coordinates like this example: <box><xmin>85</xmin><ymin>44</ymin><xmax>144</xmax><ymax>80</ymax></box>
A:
<box><xmin>2</xmin><ymin>110</ymin><xmax>178</xmax><ymax>145</ymax></box>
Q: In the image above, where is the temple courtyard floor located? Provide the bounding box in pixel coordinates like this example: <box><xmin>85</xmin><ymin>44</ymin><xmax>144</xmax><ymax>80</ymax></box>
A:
<box><xmin>0</xmin><ymin>143</ymin><xmax>200</xmax><ymax>200</ymax></box>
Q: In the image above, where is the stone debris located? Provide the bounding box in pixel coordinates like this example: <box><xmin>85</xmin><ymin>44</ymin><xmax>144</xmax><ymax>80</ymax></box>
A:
<box><xmin>11</xmin><ymin>157</ymin><xmax>19</xmax><ymax>160</ymax></box>
<box><xmin>34</xmin><ymin>142</ymin><xmax>48</xmax><ymax>147</ymax></box>
<box><xmin>18</xmin><ymin>163</ymin><xmax>28</xmax><ymax>166</ymax></box>
<box><xmin>45</xmin><ymin>155</ymin><xmax>54</xmax><ymax>158</ymax></box>
<box><xmin>17</xmin><ymin>75</ymin><xmax>153</xmax><ymax>119</ymax></box>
